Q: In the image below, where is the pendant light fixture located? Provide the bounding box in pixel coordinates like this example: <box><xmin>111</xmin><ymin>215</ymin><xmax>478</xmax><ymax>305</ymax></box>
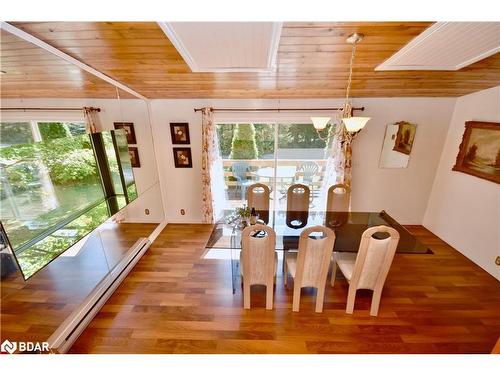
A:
<box><xmin>311</xmin><ymin>33</ymin><xmax>370</xmax><ymax>137</ymax></box>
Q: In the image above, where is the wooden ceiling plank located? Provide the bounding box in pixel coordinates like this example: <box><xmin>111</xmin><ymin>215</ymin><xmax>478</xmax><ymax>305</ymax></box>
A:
<box><xmin>2</xmin><ymin>21</ymin><xmax>499</xmax><ymax>99</ymax></box>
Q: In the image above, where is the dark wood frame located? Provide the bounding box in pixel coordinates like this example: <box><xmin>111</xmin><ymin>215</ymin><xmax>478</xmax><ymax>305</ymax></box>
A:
<box><xmin>173</xmin><ymin>147</ymin><xmax>193</xmax><ymax>168</ymax></box>
<box><xmin>392</xmin><ymin>121</ymin><xmax>416</xmax><ymax>155</ymax></box>
<box><xmin>113</xmin><ymin>122</ymin><xmax>137</xmax><ymax>144</ymax></box>
<box><xmin>452</xmin><ymin>121</ymin><xmax>499</xmax><ymax>184</ymax></box>
<box><xmin>128</xmin><ymin>147</ymin><xmax>141</xmax><ymax>168</ymax></box>
<box><xmin>170</xmin><ymin>122</ymin><xmax>190</xmax><ymax>144</ymax></box>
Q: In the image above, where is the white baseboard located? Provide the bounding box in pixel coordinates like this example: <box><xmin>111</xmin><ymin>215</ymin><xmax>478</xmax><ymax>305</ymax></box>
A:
<box><xmin>47</xmin><ymin>237</ymin><xmax>151</xmax><ymax>353</ymax></box>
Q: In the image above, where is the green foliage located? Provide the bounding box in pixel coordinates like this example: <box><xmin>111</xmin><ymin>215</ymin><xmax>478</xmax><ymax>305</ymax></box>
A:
<box><xmin>67</xmin><ymin>122</ymin><xmax>87</xmax><ymax>136</ymax></box>
<box><xmin>216</xmin><ymin>124</ymin><xmax>235</xmax><ymax>157</ymax></box>
<box><xmin>16</xmin><ymin>200</ymin><xmax>110</xmax><ymax>278</ymax></box>
<box><xmin>254</xmin><ymin>124</ymin><xmax>274</xmax><ymax>157</ymax></box>
<box><xmin>278</xmin><ymin>123</ymin><xmax>330</xmax><ymax>149</ymax></box>
<box><xmin>0</xmin><ymin>122</ymin><xmax>33</xmax><ymax>145</ymax></box>
<box><xmin>236</xmin><ymin>204</ymin><xmax>251</xmax><ymax>218</ymax></box>
<box><xmin>126</xmin><ymin>183</ymin><xmax>138</xmax><ymax>202</ymax></box>
<box><xmin>0</xmin><ymin>135</ymin><xmax>98</xmax><ymax>188</ymax></box>
<box><xmin>216</xmin><ymin>123</ymin><xmax>331</xmax><ymax>160</ymax></box>
<box><xmin>38</xmin><ymin>122</ymin><xmax>71</xmax><ymax>141</ymax></box>
<box><xmin>4</xmin><ymin>163</ymin><xmax>39</xmax><ymax>191</ymax></box>
<box><xmin>229</xmin><ymin>124</ymin><xmax>258</xmax><ymax>160</ymax></box>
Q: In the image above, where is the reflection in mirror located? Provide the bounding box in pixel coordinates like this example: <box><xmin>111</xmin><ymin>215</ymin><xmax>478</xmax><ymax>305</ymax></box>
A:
<box><xmin>0</xmin><ymin>28</ymin><xmax>165</xmax><ymax>351</ymax></box>
<box><xmin>0</xmin><ymin>128</ymin><xmax>138</xmax><ymax>279</ymax></box>
<box><xmin>379</xmin><ymin>121</ymin><xmax>417</xmax><ymax>168</ymax></box>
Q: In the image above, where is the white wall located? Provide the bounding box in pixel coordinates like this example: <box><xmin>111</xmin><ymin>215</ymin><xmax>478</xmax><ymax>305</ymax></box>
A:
<box><xmin>424</xmin><ymin>86</ymin><xmax>500</xmax><ymax>280</ymax></box>
<box><xmin>1</xmin><ymin>98</ymin><xmax>165</xmax><ymax>223</ymax></box>
<box><xmin>150</xmin><ymin>97</ymin><xmax>456</xmax><ymax>224</ymax></box>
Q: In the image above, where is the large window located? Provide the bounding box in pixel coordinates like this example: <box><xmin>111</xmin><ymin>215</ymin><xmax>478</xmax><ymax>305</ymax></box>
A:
<box><xmin>216</xmin><ymin>122</ymin><xmax>333</xmax><ymax>212</ymax></box>
<box><xmin>0</xmin><ymin>121</ymin><xmax>138</xmax><ymax>279</ymax></box>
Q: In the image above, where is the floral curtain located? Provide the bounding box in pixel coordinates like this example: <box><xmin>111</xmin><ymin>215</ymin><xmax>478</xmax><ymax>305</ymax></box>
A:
<box><xmin>320</xmin><ymin>116</ymin><xmax>354</xmax><ymax>204</ymax></box>
<box><xmin>201</xmin><ymin>107</ymin><xmax>225</xmax><ymax>224</ymax></box>
<box><xmin>83</xmin><ymin>107</ymin><xmax>100</xmax><ymax>134</ymax></box>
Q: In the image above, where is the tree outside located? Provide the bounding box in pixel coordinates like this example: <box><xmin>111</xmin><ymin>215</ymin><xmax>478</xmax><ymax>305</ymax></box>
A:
<box><xmin>229</xmin><ymin>123</ymin><xmax>258</xmax><ymax>159</ymax></box>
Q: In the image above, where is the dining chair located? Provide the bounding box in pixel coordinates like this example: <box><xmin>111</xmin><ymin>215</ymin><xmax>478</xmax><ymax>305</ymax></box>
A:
<box><xmin>231</xmin><ymin>162</ymin><xmax>253</xmax><ymax>200</ymax></box>
<box><xmin>240</xmin><ymin>224</ymin><xmax>277</xmax><ymax>310</ymax></box>
<box><xmin>296</xmin><ymin>162</ymin><xmax>319</xmax><ymax>201</ymax></box>
<box><xmin>284</xmin><ymin>184</ymin><xmax>311</xmax><ymax>279</ymax></box>
<box><xmin>285</xmin><ymin>225</ymin><xmax>336</xmax><ymax>313</ymax></box>
<box><xmin>247</xmin><ymin>183</ymin><xmax>270</xmax><ymax>223</ymax></box>
<box><xmin>287</xmin><ymin>183</ymin><xmax>310</xmax><ymax>212</ymax></box>
<box><xmin>331</xmin><ymin>225</ymin><xmax>400</xmax><ymax>316</ymax></box>
<box><xmin>326</xmin><ymin>183</ymin><xmax>351</xmax><ymax>212</ymax></box>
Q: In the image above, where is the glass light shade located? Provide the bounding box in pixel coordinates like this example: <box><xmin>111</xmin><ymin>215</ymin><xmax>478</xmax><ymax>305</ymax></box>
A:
<box><xmin>343</xmin><ymin>116</ymin><xmax>370</xmax><ymax>132</ymax></box>
<box><xmin>311</xmin><ymin>117</ymin><xmax>331</xmax><ymax>130</ymax></box>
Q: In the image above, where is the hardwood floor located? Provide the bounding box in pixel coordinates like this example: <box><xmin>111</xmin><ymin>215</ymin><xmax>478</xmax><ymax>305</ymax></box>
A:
<box><xmin>68</xmin><ymin>224</ymin><xmax>500</xmax><ymax>354</ymax></box>
<box><xmin>0</xmin><ymin>222</ymin><xmax>158</xmax><ymax>346</ymax></box>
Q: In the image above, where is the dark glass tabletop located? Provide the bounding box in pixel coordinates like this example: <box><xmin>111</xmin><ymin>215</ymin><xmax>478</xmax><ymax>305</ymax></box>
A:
<box><xmin>206</xmin><ymin>209</ymin><xmax>431</xmax><ymax>254</ymax></box>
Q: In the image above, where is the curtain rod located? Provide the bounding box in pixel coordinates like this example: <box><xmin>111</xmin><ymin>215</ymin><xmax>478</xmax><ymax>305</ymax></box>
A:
<box><xmin>193</xmin><ymin>106</ymin><xmax>364</xmax><ymax>113</ymax></box>
<box><xmin>0</xmin><ymin>107</ymin><xmax>101</xmax><ymax>112</ymax></box>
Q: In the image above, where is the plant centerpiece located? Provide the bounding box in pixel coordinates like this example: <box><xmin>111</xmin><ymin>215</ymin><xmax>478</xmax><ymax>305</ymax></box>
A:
<box><xmin>236</xmin><ymin>205</ymin><xmax>252</xmax><ymax>227</ymax></box>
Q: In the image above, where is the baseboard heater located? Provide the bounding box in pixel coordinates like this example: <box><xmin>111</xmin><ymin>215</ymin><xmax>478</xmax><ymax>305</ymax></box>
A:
<box><xmin>47</xmin><ymin>237</ymin><xmax>151</xmax><ymax>353</ymax></box>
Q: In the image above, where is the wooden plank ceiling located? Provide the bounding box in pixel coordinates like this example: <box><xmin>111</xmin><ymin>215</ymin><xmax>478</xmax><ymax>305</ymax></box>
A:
<box><xmin>0</xmin><ymin>29</ymin><xmax>133</xmax><ymax>98</ymax></box>
<box><xmin>1</xmin><ymin>22</ymin><xmax>500</xmax><ymax>99</ymax></box>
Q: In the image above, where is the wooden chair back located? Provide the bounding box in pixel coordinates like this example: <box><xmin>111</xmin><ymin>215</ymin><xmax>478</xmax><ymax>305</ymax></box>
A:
<box><xmin>292</xmin><ymin>225</ymin><xmax>336</xmax><ymax>312</ymax></box>
<box><xmin>241</xmin><ymin>224</ymin><xmax>276</xmax><ymax>309</ymax></box>
<box><xmin>287</xmin><ymin>184</ymin><xmax>310</xmax><ymax>212</ymax></box>
<box><xmin>351</xmin><ymin>225</ymin><xmax>400</xmax><ymax>291</ymax></box>
<box><xmin>247</xmin><ymin>183</ymin><xmax>270</xmax><ymax>212</ymax></box>
<box><xmin>326</xmin><ymin>184</ymin><xmax>351</xmax><ymax>212</ymax></box>
<box><xmin>295</xmin><ymin>226</ymin><xmax>336</xmax><ymax>288</ymax></box>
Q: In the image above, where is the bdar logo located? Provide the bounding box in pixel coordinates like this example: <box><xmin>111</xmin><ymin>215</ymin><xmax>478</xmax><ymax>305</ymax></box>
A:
<box><xmin>1</xmin><ymin>339</ymin><xmax>17</xmax><ymax>354</ymax></box>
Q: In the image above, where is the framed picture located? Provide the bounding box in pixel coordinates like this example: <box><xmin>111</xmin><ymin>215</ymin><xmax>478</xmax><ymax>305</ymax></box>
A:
<box><xmin>392</xmin><ymin>121</ymin><xmax>417</xmax><ymax>155</ymax></box>
<box><xmin>452</xmin><ymin>121</ymin><xmax>500</xmax><ymax>184</ymax></box>
<box><xmin>173</xmin><ymin>147</ymin><xmax>192</xmax><ymax>168</ymax></box>
<box><xmin>170</xmin><ymin>122</ymin><xmax>190</xmax><ymax>144</ymax></box>
<box><xmin>114</xmin><ymin>122</ymin><xmax>137</xmax><ymax>144</ymax></box>
<box><xmin>128</xmin><ymin>147</ymin><xmax>141</xmax><ymax>168</ymax></box>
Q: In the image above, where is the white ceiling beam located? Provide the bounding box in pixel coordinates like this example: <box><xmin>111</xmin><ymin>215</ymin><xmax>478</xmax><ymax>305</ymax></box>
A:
<box><xmin>0</xmin><ymin>22</ymin><xmax>148</xmax><ymax>100</ymax></box>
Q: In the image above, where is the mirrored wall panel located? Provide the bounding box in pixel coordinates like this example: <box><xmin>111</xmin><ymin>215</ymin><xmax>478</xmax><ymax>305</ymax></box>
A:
<box><xmin>1</xmin><ymin>27</ymin><xmax>165</xmax><ymax>351</ymax></box>
<box><xmin>379</xmin><ymin>121</ymin><xmax>417</xmax><ymax>168</ymax></box>
<box><xmin>0</xmin><ymin>128</ymin><xmax>138</xmax><ymax>278</ymax></box>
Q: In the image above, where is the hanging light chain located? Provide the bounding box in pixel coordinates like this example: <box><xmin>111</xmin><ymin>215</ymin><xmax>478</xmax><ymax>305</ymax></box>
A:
<box><xmin>343</xmin><ymin>40</ymin><xmax>357</xmax><ymax>118</ymax></box>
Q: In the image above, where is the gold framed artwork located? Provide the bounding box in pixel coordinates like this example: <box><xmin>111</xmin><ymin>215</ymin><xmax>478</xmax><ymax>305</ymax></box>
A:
<box><xmin>452</xmin><ymin>121</ymin><xmax>500</xmax><ymax>184</ymax></box>
<box><xmin>392</xmin><ymin>121</ymin><xmax>417</xmax><ymax>155</ymax></box>
<box><xmin>173</xmin><ymin>147</ymin><xmax>192</xmax><ymax>168</ymax></box>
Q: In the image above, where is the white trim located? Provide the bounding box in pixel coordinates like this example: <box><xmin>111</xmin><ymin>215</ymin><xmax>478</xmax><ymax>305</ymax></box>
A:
<box><xmin>0</xmin><ymin>111</ymin><xmax>85</xmax><ymax>122</ymax></box>
<box><xmin>47</xmin><ymin>237</ymin><xmax>151</xmax><ymax>353</ymax></box>
<box><xmin>157</xmin><ymin>22</ymin><xmax>199</xmax><ymax>72</ymax></box>
<box><xmin>267</xmin><ymin>22</ymin><xmax>283</xmax><ymax>70</ymax></box>
<box><xmin>157</xmin><ymin>22</ymin><xmax>282</xmax><ymax>73</ymax></box>
<box><xmin>146</xmin><ymin>100</ymin><xmax>169</xmax><ymax>224</ymax></box>
<box><xmin>0</xmin><ymin>22</ymin><xmax>147</xmax><ymax>100</ymax></box>
<box><xmin>148</xmin><ymin>219</ymin><xmax>168</xmax><ymax>243</ymax></box>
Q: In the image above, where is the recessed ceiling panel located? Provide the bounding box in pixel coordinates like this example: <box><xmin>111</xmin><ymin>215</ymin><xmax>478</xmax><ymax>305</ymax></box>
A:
<box><xmin>158</xmin><ymin>22</ymin><xmax>282</xmax><ymax>72</ymax></box>
<box><xmin>376</xmin><ymin>22</ymin><xmax>500</xmax><ymax>71</ymax></box>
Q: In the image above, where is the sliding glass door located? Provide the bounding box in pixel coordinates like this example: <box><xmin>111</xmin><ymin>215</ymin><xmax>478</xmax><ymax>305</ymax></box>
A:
<box><xmin>276</xmin><ymin>123</ymin><xmax>330</xmax><ymax>212</ymax></box>
<box><xmin>216</xmin><ymin>121</ymin><xmax>333</xmax><ymax>213</ymax></box>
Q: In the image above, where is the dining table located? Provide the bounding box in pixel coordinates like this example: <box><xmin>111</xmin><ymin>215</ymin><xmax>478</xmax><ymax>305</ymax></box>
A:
<box><xmin>205</xmin><ymin>209</ymin><xmax>432</xmax><ymax>293</ymax></box>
